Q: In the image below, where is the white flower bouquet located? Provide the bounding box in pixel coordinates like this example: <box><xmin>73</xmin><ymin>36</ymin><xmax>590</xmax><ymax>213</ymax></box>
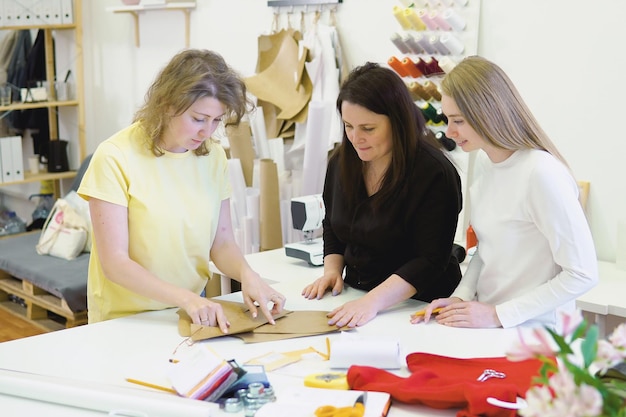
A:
<box><xmin>507</xmin><ymin>311</ymin><xmax>626</xmax><ymax>417</ymax></box>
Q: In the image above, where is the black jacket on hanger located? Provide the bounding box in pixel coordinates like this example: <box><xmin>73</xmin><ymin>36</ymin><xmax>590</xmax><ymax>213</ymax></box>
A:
<box><xmin>7</xmin><ymin>29</ymin><xmax>51</xmax><ymax>158</ymax></box>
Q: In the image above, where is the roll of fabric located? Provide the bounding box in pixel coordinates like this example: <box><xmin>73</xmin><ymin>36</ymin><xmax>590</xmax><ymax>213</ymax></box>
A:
<box><xmin>0</xmin><ymin>369</ymin><xmax>216</xmax><ymax>417</ymax></box>
<box><xmin>329</xmin><ymin>339</ymin><xmax>401</xmax><ymax>370</ymax></box>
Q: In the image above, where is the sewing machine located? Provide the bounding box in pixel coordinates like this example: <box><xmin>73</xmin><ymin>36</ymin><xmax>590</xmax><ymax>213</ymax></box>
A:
<box><xmin>284</xmin><ymin>194</ymin><xmax>324</xmax><ymax>266</ymax></box>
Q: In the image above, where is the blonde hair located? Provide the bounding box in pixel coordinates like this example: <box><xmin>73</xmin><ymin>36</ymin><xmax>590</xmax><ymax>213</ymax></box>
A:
<box><xmin>134</xmin><ymin>49</ymin><xmax>254</xmax><ymax>156</ymax></box>
<box><xmin>441</xmin><ymin>55</ymin><xmax>569</xmax><ymax>168</ymax></box>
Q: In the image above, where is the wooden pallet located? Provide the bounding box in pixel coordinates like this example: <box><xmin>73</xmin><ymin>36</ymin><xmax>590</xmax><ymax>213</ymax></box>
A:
<box><xmin>0</xmin><ymin>270</ymin><xmax>87</xmax><ymax>332</ymax></box>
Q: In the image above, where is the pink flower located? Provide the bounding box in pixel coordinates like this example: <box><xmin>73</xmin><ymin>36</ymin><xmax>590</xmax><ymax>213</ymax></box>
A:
<box><xmin>594</xmin><ymin>339</ymin><xmax>624</xmax><ymax>373</ymax></box>
<box><xmin>559</xmin><ymin>310</ymin><xmax>583</xmax><ymax>337</ymax></box>
<box><xmin>521</xmin><ymin>368</ymin><xmax>603</xmax><ymax>417</ymax></box>
<box><xmin>608</xmin><ymin>322</ymin><xmax>626</xmax><ymax>349</ymax></box>
<box><xmin>507</xmin><ymin>327</ymin><xmax>556</xmax><ymax>362</ymax></box>
<box><xmin>520</xmin><ymin>385</ymin><xmax>555</xmax><ymax>417</ymax></box>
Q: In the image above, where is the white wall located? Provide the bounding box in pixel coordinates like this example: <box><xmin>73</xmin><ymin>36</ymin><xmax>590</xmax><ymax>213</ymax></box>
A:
<box><xmin>77</xmin><ymin>0</ymin><xmax>624</xmax><ymax>262</ymax></box>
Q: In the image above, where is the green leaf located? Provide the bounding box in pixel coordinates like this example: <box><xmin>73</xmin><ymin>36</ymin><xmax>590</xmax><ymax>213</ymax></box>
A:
<box><xmin>571</xmin><ymin>319</ymin><xmax>590</xmax><ymax>340</ymax></box>
<box><xmin>547</xmin><ymin>328</ymin><xmax>573</xmax><ymax>354</ymax></box>
<box><xmin>581</xmin><ymin>325</ymin><xmax>599</xmax><ymax>368</ymax></box>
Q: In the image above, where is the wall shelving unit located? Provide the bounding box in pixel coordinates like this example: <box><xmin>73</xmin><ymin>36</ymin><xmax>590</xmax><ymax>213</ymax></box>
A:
<box><xmin>0</xmin><ymin>0</ymin><xmax>86</xmax><ymax>198</ymax></box>
<box><xmin>106</xmin><ymin>2</ymin><xmax>196</xmax><ymax>47</ymax></box>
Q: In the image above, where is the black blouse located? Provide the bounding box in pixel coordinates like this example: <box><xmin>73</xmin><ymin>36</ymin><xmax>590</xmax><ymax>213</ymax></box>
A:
<box><xmin>322</xmin><ymin>142</ymin><xmax>462</xmax><ymax>301</ymax></box>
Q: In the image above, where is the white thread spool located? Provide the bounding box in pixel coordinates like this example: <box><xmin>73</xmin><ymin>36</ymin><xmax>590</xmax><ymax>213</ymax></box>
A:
<box><xmin>438</xmin><ymin>56</ymin><xmax>458</xmax><ymax>73</ymax></box>
<box><xmin>443</xmin><ymin>8</ymin><xmax>467</xmax><ymax>31</ymax></box>
<box><xmin>440</xmin><ymin>32</ymin><xmax>465</xmax><ymax>55</ymax></box>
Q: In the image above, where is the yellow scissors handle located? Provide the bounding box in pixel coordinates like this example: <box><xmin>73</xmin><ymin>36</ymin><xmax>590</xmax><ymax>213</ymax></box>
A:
<box><xmin>314</xmin><ymin>403</ymin><xmax>365</xmax><ymax>417</ymax></box>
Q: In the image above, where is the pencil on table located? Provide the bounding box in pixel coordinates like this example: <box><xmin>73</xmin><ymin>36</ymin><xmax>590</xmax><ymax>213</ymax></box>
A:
<box><xmin>412</xmin><ymin>307</ymin><xmax>443</xmax><ymax>317</ymax></box>
<box><xmin>125</xmin><ymin>378</ymin><xmax>178</xmax><ymax>394</ymax></box>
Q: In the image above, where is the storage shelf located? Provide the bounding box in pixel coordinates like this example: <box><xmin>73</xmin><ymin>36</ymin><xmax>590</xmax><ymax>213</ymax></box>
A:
<box><xmin>0</xmin><ymin>23</ymin><xmax>76</xmax><ymax>30</ymax></box>
<box><xmin>0</xmin><ymin>171</ymin><xmax>77</xmax><ymax>187</ymax></box>
<box><xmin>107</xmin><ymin>2</ymin><xmax>196</xmax><ymax>47</ymax></box>
<box><xmin>0</xmin><ymin>0</ymin><xmax>85</xmax><ymax>197</ymax></box>
<box><xmin>0</xmin><ymin>100</ymin><xmax>78</xmax><ymax>112</ymax></box>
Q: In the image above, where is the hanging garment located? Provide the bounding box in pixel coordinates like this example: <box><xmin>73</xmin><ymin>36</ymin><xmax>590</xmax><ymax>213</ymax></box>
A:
<box><xmin>12</xmin><ymin>30</ymin><xmax>51</xmax><ymax>158</ymax></box>
<box><xmin>245</xmin><ymin>29</ymin><xmax>312</xmax><ymax>124</ymax></box>
<box><xmin>0</xmin><ymin>30</ymin><xmax>20</xmax><ymax>136</ymax></box>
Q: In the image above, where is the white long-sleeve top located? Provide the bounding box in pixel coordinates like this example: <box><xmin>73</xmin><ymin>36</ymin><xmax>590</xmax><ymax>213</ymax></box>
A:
<box><xmin>452</xmin><ymin>149</ymin><xmax>598</xmax><ymax>328</ymax></box>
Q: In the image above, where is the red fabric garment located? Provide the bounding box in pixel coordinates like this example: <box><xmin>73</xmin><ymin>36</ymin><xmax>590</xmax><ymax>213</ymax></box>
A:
<box><xmin>347</xmin><ymin>353</ymin><xmax>551</xmax><ymax>417</ymax></box>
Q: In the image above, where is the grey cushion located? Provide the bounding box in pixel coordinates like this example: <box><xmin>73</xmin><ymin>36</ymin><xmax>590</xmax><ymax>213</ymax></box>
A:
<box><xmin>0</xmin><ymin>233</ymin><xmax>88</xmax><ymax>312</ymax></box>
<box><xmin>0</xmin><ymin>155</ymin><xmax>93</xmax><ymax>313</ymax></box>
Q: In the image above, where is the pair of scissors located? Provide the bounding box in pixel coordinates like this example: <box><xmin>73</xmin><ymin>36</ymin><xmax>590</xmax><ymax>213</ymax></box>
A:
<box><xmin>314</xmin><ymin>392</ymin><xmax>367</xmax><ymax>417</ymax></box>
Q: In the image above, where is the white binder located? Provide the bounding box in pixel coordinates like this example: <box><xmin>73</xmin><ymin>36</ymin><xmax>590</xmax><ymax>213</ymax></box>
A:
<box><xmin>61</xmin><ymin>0</ymin><xmax>73</xmax><ymax>24</ymax></box>
<box><xmin>15</xmin><ymin>0</ymin><xmax>33</xmax><ymax>26</ymax></box>
<box><xmin>0</xmin><ymin>137</ymin><xmax>14</xmax><ymax>183</ymax></box>
<box><xmin>39</xmin><ymin>0</ymin><xmax>62</xmax><ymax>25</ymax></box>
<box><xmin>0</xmin><ymin>1</ymin><xmax>5</xmax><ymax>27</ymax></box>
<box><xmin>3</xmin><ymin>0</ymin><xmax>20</xmax><ymax>26</ymax></box>
<box><xmin>10</xmin><ymin>136</ymin><xmax>24</xmax><ymax>181</ymax></box>
<box><xmin>50</xmin><ymin>0</ymin><xmax>63</xmax><ymax>24</ymax></box>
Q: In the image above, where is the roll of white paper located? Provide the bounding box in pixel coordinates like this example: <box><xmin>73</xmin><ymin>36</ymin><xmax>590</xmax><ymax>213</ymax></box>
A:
<box><xmin>0</xmin><ymin>369</ymin><xmax>217</xmax><ymax>417</ymax></box>
<box><xmin>250</xmin><ymin>107</ymin><xmax>270</xmax><ymax>159</ymax></box>
<box><xmin>329</xmin><ymin>339</ymin><xmax>401</xmax><ymax>369</ymax></box>
<box><xmin>302</xmin><ymin>101</ymin><xmax>331</xmax><ymax>196</ymax></box>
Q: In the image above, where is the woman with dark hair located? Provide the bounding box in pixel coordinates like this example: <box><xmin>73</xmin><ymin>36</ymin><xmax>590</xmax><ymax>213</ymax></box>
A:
<box><xmin>302</xmin><ymin>62</ymin><xmax>463</xmax><ymax>328</ymax></box>
<box><xmin>79</xmin><ymin>49</ymin><xmax>285</xmax><ymax>330</ymax></box>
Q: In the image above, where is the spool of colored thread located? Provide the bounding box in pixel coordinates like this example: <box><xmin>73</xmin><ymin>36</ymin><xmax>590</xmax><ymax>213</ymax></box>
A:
<box><xmin>403</xmin><ymin>7</ymin><xmax>426</xmax><ymax>31</ymax></box>
<box><xmin>403</xmin><ymin>33</ymin><xmax>423</xmax><ymax>54</ymax></box>
<box><xmin>423</xmin><ymin>80</ymin><xmax>442</xmax><ymax>101</ymax></box>
<box><xmin>435</xmin><ymin>131</ymin><xmax>456</xmax><ymax>151</ymax></box>
<box><xmin>429</xmin><ymin>35</ymin><xmax>449</xmax><ymax>55</ymax></box>
<box><xmin>415</xmin><ymin>57</ymin><xmax>430</xmax><ymax>76</ymax></box>
<box><xmin>466</xmin><ymin>225</ymin><xmax>477</xmax><ymax>249</ymax></box>
<box><xmin>418</xmin><ymin>9</ymin><xmax>438</xmax><ymax>30</ymax></box>
<box><xmin>390</xmin><ymin>33</ymin><xmax>411</xmax><ymax>54</ymax></box>
<box><xmin>414</xmin><ymin>32</ymin><xmax>436</xmax><ymax>55</ymax></box>
<box><xmin>423</xmin><ymin>57</ymin><xmax>444</xmax><ymax>76</ymax></box>
<box><xmin>408</xmin><ymin>81</ymin><xmax>431</xmax><ymax>101</ymax></box>
<box><xmin>431</xmin><ymin>10</ymin><xmax>452</xmax><ymax>31</ymax></box>
<box><xmin>420</xmin><ymin>102</ymin><xmax>440</xmax><ymax>123</ymax></box>
<box><xmin>393</xmin><ymin>5</ymin><xmax>412</xmax><ymax>30</ymax></box>
<box><xmin>436</xmin><ymin>107</ymin><xmax>448</xmax><ymax>124</ymax></box>
<box><xmin>388</xmin><ymin>56</ymin><xmax>409</xmax><ymax>77</ymax></box>
<box><xmin>402</xmin><ymin>57</ymin><xmax>423</xmax><ymax>78</ymax></box>
<box><xmin>406</xmin><ymin>82</ymin><xmax>421</xmax><ymax>101</ymax></box>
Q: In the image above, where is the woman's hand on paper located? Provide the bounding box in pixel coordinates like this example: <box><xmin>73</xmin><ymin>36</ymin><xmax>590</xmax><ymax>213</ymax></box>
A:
<box><xmin>240</xmin><ymin>269</ymin><xmax>286</xmax><ymax>325</ymax></box>
<box><xmin>326</xmin><ymin>298</ymin><xmax>378</xmax><ymax>328</ymax></box>
<box><xmin>411</xmin><ymin>298</ymin><xmax>502</xmax><ymax>328</ymax></box>
<box><xmin>301</xmin><ymin>271</ymin><xmax>345</xmax><ymax>300</ymax></box>
<box><xmin>410</xmin><ymin>297</ymin><xmax>461</xmax><ymax>324</ymax></box>
<box><xmin>183</xmin><ymin>295</ymin><xmax>230</xmax><ymax>333</ymax></box>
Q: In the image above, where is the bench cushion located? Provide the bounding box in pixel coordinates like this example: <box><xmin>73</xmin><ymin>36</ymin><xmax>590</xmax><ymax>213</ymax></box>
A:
<box><xmin>0</xmin><ymin>232</ymin><xmax>88</xmax><ymax>312</ymax></box>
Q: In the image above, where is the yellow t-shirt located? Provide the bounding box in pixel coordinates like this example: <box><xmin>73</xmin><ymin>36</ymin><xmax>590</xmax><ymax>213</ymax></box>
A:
<box><xmin>78</xmin><ymin>123</ymin><xmax>231</xmax><ymax>323</ymax></box>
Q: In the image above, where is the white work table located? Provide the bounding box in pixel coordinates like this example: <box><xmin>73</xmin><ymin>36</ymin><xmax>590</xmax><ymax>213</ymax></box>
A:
<box><xmin>0</xmin><ymin>249</ymin><xmax>537</xmax><ymax>417</ymax></box>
